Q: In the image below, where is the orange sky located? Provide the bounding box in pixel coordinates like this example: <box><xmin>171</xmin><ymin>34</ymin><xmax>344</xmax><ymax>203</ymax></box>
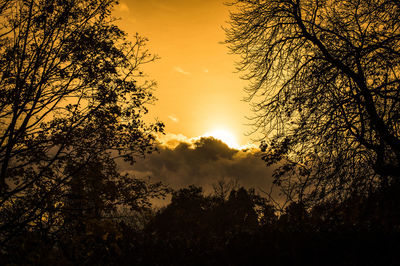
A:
<box><xmin>114</xmin><ymin>0</ymin><xmax>254</xmax><ymax>147</ymax></box>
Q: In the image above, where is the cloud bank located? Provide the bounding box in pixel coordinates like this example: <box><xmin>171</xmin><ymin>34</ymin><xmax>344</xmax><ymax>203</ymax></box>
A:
<box><xmin>120</xmin><ymin>136</ymin><xmax>275</xmax><ymax>194</ymax></box>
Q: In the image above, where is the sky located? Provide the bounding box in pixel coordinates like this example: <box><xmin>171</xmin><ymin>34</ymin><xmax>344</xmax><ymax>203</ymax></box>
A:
<box><xmin>113</xmin><ymin>0</ymin><xmax>274</xmax><ymax>194</ymax></box>
<box><xmin>114</xmin><ymin>0</ymin><xmax>252</xmax><ymax>147</ymax></box>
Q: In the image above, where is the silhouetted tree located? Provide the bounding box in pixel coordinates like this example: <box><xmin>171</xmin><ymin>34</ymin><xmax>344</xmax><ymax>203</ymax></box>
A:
<box><xmin>212</xmin><ymin>178</ymin><xmax>238</xmax><ymax>201</ymax></box>
<box><xmin>0</xmin><ymin>0</ymin><xmax>167</xmax><ymax>250</ymax></box>
<box><xmin>148</xmin><ymin>186</ymin><xmax>208</xmax><ymax>240</ymax></box>
<box><xmin>225</xmin><ymin>0</ymin><xmax>400</xmax><ymax>204</ymax></box>
<box><xmin>145</xmin><ymin>185</ymin><xmax>277</xmax><ymax>265</ymax></box>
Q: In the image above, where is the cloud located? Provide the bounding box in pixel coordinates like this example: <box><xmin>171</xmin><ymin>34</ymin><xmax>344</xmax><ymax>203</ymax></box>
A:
<box><xmin>168</xmin><ymin>115</ymin><xmax>179</xmax><ymax>123</ymax></box>
<box><xmin>116</xmin><ymin>3</ymin><xmax>130</xmax><ymax>13</ymax></box>
<box><xmin>173</xmin><ymin>66</ymin><xmax>190</xmax><ymax>75</ymax></box>
<box><xmin>120</xmin><ymin>136</ymin><xmax>276</xmax><ymax>195</ymax></box>
<box><xmin>156</xmin><ymin>133</ymin><xmax>192</xmax><ymax>149</ymax></box>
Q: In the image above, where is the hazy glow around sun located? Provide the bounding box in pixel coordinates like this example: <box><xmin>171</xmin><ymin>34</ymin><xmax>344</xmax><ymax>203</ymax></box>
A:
<box><xmin>203</xmin><ymin>128</ymin><xmax>239</xmax><ymax>149</ymax></box>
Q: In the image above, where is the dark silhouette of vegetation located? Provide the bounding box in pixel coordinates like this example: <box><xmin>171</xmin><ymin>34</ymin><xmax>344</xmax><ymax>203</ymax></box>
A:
<box><xmin>225</xmin><ymin>0</ymin><xmax>400</xmax><ymax>205</ymax></box>
<box><xmin>1</xmin><ymin>182</ymin><xmax>400</xmax><ymax>264</ymax></box>
<box><xmin>1</xmin><ymin>0</ymin><xmax>400</xmax><ymax>265</ymax></box>
<box><xmin>140</xmin><ymin>184</ymin><xmax>400</xmax><ymax>265</ymax></box>
<box><xmin>0</xmin><ymin>0</ymin><xmax>167</xmax><ymax>256</ymax></box>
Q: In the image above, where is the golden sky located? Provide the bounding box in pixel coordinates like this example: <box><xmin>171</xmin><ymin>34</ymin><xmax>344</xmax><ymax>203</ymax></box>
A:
<box><xmin>114</xmin><ymin>0</ymin><xmax>254</xmax><ymax>147</ymax></box>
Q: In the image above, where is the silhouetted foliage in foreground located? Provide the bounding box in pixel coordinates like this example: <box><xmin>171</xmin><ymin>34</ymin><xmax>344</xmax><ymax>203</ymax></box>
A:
<box><xmin>225</xmin><ymin>0</ymin><xmax>400</xmax><ymax>206</ymax></box>
<box><xmin>2</xmin><ymin>183</ymin><xmax>400</xmax><ymax>265</ymax></box>
<box><xmin>0</xmin><ymin>0</ymin><xmax>168</xmax><ymax>258</ymax></box>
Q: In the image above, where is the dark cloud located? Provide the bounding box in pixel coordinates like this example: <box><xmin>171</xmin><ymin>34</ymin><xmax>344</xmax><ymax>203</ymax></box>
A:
<box><xmin>120</xmin><ymin>137</ymin><xmax>275</xmax><ymax>194</ymax></box>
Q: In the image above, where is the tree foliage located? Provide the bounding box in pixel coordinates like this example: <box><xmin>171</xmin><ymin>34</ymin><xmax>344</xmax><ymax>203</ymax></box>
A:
<box><xmin>0</xmin><ymin>0</ymin><xmax>167</xmax><ymax>247</ymax></box>
<box><xmin>141</xmin><ymin>184</ymin><xmax>400</xmax><ymax>265</ymax></box>
<box><xmin>225</xmin><ymin>0</ymin><xmax>400</xmax><ymax>204</ymax></box>
<box><xmin>145</xmin><ymin>185</ymin><xmax>274</xmax><ymax>265</ymax></box>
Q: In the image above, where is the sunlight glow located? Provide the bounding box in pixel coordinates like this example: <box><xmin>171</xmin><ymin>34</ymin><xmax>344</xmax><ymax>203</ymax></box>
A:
<box><xmin>203</xmin><ymin>128</ymin><xmax>239</xmax><ymax>149</ymax></box>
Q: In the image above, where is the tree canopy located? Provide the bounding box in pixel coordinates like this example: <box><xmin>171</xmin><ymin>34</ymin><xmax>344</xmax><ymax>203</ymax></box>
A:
<box><xmin>225</xmin><ymin>0</ymin><xmax>400</xmax><ymax>205</ymax></box>
<box><xmin>0</xmin><ymin>0</ymin><xmax>167</xmax><ymax>247</ymax></box>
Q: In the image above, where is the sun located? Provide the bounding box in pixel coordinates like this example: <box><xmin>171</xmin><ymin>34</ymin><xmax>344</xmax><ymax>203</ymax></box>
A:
<box><xmin>203</xmin><ymin>128</ymin><xmax>239</xmax><ymax>149</ymax></box>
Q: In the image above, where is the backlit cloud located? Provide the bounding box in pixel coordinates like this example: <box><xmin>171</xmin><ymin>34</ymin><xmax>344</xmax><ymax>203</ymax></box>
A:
<box><xmin>116</xmin><ymin>3</ymin><xmax>130</xmax><ymax>12</ymax></box>
<box><xmin>120</xmin><ymin>135</ymin><xmax>275</xmax><ymax>194</ymax></box>
<box><xmin>173</xmin><ymin>66</ymin><xmax>190</xmax><ymax>75</ymax></box>
<box><xmin>168</xmin><ymin>115</ymin><xmax>179</xmax><ymax>123</ymax></box>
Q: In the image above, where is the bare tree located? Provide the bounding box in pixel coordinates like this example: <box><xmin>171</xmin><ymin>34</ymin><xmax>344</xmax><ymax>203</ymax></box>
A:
<box><xmin>225</xmin><ymin>0</ymin><xmax>400</xmax><ymax>205</ymax></box>
<box><xmin>212</xmin><ymin>178</ymin><xmax>239</xmax><ymax>200</ymax></box>
<box><xmin>0</xmin><ymin>0</ymin><xmax>167</xmax><ymax>245</ymax></box>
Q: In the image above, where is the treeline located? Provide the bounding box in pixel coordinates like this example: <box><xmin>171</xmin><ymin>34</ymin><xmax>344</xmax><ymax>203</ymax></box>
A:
<box><xmin>2</xmin><ymin>183</ymin><xmax>400</xmax><ymax>265</ymax></box>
